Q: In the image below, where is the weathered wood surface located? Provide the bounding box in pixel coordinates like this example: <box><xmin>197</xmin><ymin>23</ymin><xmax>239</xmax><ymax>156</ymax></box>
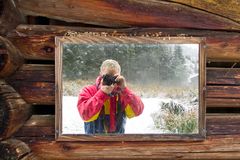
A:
<box><xmin>207</xmin><ymin>68</ymin><xmax>240</xmax><ymax>85</ymax></box>
<box><xmin>0</xmin><ymin>36</ymin><xmax>23</xmax><ymax>77</ymax></box>
<box><xmin>14</xmin><ymin>115</ymin><xmax>54</xmax><ymax>139</ymax></box>
<box><xmin>0</xmin><ymin>80</ymin><xmax>31</xmax><ymax>140</ymax></box>
<box><xmin>25</xmin><ymin>135</ymin><xmax>240</xmax><ymax>160</ymax></box>
<box><xmin>0</xmin><ymin>0</ymin><xmax>25</xmax><ymax>35</ymax></box>
<box><xmin>8</xmin><ymin>25</ymin><xmax>240</xmax><ymax>61</ymax></box>
<box><xmin>6</xmin><ymin>64</ymin><xmax>240</xmax><ymax>108</ymax></box>
<box><xmin>207</xmin><ymin>98</ymin><xmax>240</xmax><ymax>108</ymax></box>
<box><xmin>15</xmin><ymin>0</ymin><xmax>240</xmax><ymax>30</ymax></box>
<box><xmin>9</xmin><ymin>35</ymin><xmax>55</xmax><ymax>60</ymax></box>
<box><xmin>206</xmin><ymin>36</ymin><xmax>240</xmax><ymax>62</ymax></box>
<box><xmin>207</xmin><ymin>86</ymin><xmax>240</xmax><ymax>99</ymax></box>
<box><xmin>7</xmin><ymin>64</ymin><xmax>54</xmax><ymax>82</ymax></box>
<box><xmin>206</xmin><ymin>114</ymin><xmax>240</xmax><ymax>135</ymax></box>
<box><xmin>13</xmin><ymin>24</ymin><xmax>240</xmax><ymax>36</ymax></box>
<box><xmin>6</xmin><ymin>64</ymin><xmax>54</xmax><ymax>105</ymax></box>
<box><xmin>7</xmin><ymin>81</ymin><xmax>55</xmax><ymax>105</ymax></box>
<box><xmin>169</xmin><ymin>0</ymin><xmax>240</xmax><ymax>23</ymax></box>
<box><xmin>206</xmin><ymin>69</ymin><xmax>240</xmax><ymax>103</ymax></box>
<box><xmin>0</xmin><ymin>139</ymin><xmax>31</xmax><ymax>160</ymax></box>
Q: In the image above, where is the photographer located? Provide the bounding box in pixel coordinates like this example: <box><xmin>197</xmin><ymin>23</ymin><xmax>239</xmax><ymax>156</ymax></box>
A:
<box><xmin>77</xmin><ymin>59</ymin><xmax>144</xmax><ymax>134</ymax></box>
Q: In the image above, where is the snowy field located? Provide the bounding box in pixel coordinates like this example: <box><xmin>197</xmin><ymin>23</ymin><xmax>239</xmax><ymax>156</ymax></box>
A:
<box><xmin>62</xmin><ymin>96</ymin><xmax>173</xmax><ymax>134</ymax></box>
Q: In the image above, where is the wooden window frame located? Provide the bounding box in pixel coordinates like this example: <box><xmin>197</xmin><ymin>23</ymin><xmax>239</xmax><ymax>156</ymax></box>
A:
<box><xmin>55</xmin><ymin>33</ymin><xmax>206</xmax><ymax>141</ymax></box>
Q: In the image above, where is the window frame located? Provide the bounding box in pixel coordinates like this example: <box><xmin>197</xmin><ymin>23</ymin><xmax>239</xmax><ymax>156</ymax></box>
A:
<box><xmin>55</xmin><ymin>34</ymin><xmax>206</xmax><ymax>141</ymax></box>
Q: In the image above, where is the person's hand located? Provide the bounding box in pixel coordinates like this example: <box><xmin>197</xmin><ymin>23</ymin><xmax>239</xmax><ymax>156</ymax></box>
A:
<box><xmin>101</xmin><ymin>85</ymin><xmax>115</xmax><ymax>95</ymax></box>
<box><xmin>115</xmin><ymin>75</ymin><xmax>127</xmax><ymax>89</ymax></box>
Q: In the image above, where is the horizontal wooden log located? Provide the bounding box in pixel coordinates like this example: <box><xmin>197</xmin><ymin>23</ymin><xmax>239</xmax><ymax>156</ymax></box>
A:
<box><xmin>5</xmin><ymin>64</ymin><xmax>54</xmax><ymax>105</ymax></box>
<box><xmin>27</xmin><ymin>135</ymin><xmax>240</xmax><ymax>160</ymax></box>
<box><xmin>207</xmin><ymin>86</ymin><xmax>240</xmax><ymax>99</ymax></box>
<box><xmin>16</xmin><ymin>0</ymin><xmax>240</xmax><ymax>30</ymax></box>
<box><xmin>8</xmin><ymin>25</ymin><xmax>240</xmax><ymax>61</ymax></box>
<box><xmin>0</xmin><ymin>36</ymin><xmax>23</xmax><ymax>77</ymax></box>
<box><xmin>7</xmin><ymin>64</ymin><xmax>54</xmax><ymax>82</ymax></box>
<box><xmin>169</xmin><ymin>0</ymin><xmax>240</xmax><ymax>23</ymax></box>
<box><xmin>206</xmin><ymin>114</ymin><xmax>240</xmax><ymax>135</ymax></box>
<box><xmin>14</xmin><ymin>24</ymin><xmax>240</xmax><ymax>37</ymax></box>
<box><xmin>9</xmin><ymin>35</ymin><xmax>55</xmax><ymax>60</ymax></box>
<box><xmin>207</xmin><ymin>98</ymin><xmax>240</xmax><ymax>108</ymax></box>
<box><xmin>206</xmin><ymin>36</ymin><xmax>240</xmax><ymax>62</ymax></box>
<box><xmin>207</xmin><ymin>68</ymin><xmax>240</xmax><ymax>85</ymax></box>
<box><xmin>7</xmin><ymin>81</ymin><xmax>55</xmax><ymax>105</ymax></box>
<box><xmin>0</xmin><ymin>80</ymin><xmax>32</xmax><ymax>140</ymax></box>
<box><xmin>14</xmin><ymin>115</ymin><xmax>55</xmax><ymax>138</ymax></box>
<box><xmin>0</xmin><ymin>139</ymin><xmax>31</xmax><ymax>160</ymax></box>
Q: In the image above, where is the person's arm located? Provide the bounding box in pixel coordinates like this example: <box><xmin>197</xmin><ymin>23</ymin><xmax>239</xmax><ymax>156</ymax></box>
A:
<box><xmin>120</xmin><ymin>87</ymin><xmax>144</xmax><ymax>118</ymax></box>
<box><xmin>77</xmin><ymin>85</ymin><xmax>109</xmax><ymax>122</ymax></box>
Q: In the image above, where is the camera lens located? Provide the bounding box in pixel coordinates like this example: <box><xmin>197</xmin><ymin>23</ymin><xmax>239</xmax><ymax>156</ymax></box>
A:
<box><xmin>102</xmin><ymin>74</ymin><xmax>115</xmax><ymax>86</ymax></box>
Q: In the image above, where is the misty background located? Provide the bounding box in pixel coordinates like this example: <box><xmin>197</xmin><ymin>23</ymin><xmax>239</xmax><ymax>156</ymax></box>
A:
<box><xmin>61</xmin><ymin>43</ymin><xmax>199</xmax><ymax>134</ymax></box>
<box><xmin>62</xmin><ymin>43</ymin><xmax>198</xmax><ymax>89</ymax></box>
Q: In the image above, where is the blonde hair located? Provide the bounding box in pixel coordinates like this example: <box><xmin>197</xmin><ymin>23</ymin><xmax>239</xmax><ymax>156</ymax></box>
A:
<box><xmin>100</xmin><ymin>59</ymin><xmax>121</xmax><ymax>74</ymax></box>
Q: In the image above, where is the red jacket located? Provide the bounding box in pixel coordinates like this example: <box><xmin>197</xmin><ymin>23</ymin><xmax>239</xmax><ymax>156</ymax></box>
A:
<box><xmin>77</xmin><ymin>77</ymin><xmax>144</xmax><ymax>132</ymax></box>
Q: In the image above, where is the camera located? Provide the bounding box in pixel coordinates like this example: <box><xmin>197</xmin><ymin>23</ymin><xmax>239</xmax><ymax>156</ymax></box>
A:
<box><xmin>102</xmin><ymin>74</ymin><xmax>118</xmax><ymax>86</ymax></box>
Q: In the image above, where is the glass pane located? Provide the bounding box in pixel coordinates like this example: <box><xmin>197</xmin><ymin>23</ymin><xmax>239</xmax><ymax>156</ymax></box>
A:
<box><xmin>62</xmin><ymin>43</ymin><xmax>199</xmax><ymax>135</ymax></box>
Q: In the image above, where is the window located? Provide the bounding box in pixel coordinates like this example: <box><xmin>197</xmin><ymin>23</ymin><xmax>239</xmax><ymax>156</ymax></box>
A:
<box><xmin>55</xmin><ymin>33</ymin><xmax>206</xmax><ymax>141</ymax></box>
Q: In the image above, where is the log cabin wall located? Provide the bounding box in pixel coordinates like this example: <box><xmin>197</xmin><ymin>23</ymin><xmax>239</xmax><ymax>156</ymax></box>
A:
<box><xmin>0</xmin><ymin>0</ymin><xmax>240</xmax><ymax>159</ymax></box>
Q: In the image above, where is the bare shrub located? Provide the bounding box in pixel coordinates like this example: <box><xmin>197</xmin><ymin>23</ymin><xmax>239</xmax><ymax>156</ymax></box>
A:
<box><xmin>152</xmin><ymin>100</ymin><xmax>198</xmax><ymax>134</ymax></box>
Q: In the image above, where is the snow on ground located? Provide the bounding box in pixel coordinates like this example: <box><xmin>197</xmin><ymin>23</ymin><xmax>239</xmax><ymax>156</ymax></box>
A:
<box><xmin>62</xmin><ymin>96</ymin><xmax>84</xmax><ymax>134</ymax></box>
<box><xmin>62</xmin><ymin>96</ymin><xmax>171</xmax><ymax>134</ymax></box>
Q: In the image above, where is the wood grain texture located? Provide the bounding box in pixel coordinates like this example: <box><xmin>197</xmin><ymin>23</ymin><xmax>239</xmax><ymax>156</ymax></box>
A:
<box><xmin>206</xmin><ymin>36</ymin><xmax>240</xmax><ymax>62</ymax></box>
<box><xmin>14</xmin><ymin>115</ymin><xmax>55</xmax><ymax>139</ymax></box>
<box><xmin>0</xmin><ymin>80</ymin><xmax>32</xmax><ymax>140</ymax></box>
<box><xmin>26</xmin><ymin>135</ymin><xmax>240</xmax><ymax>160</ymax></box>
<box><xmin>207</xmin><ymin>68</ymin><xmax>240</xmax><ymax>85</ymax></box>
<box><xmin>8</xmin><ymin>35</ymin><xmax>55</xmax><ymax>60</ymax></box>
<box><xmin>7</xmin><ymin>81</ymin><xmax>55</xmax><ymax>105</ymax></box>
<box><xmin>169</xmin><ymin>0</ymin><xmax>240</xmax><ymax>23</ymax></box>
<box><xmin>0</xmin><ymin>36</ymin><xmax>23</xmax><ymax>77</ymax></box>
<box><xmin>16</xmin><ymin>0</ymin><xmax>240</xmax><ymax>30</ymax></box>
<box><xmin>207</xmin><ymin>98</ymin><xmax>240</xmax><ymax>108</ymax></box>
<box><xmin>8</xmin><ymin>25</ymin><xmax>240</xmax><ymax>61</ymax></box>
<box><xmin>7</xmin><ymin>64</ymin><xmax>54</xmax><ymax>82</ymax></box>
<box><xmin>5</xmin><ymin>64</ymin><xmax>54</xmax><ymax>105</ymax></box>
<box><xmin>14</xmin><ymin>24</ymin><xmax>240</xmax><ymax>36</ymax></box>
<box><xmin>206</xmin><ymin>114</ymin><xmax>240</xmax><ymax>135</ymax></box>
<box><xmin>207</xmin><ymin>86</ymin><xmax>240</xmax><ymax>99</ymax></box>
<box><xmin>0</xmin><ymin>139</ymin><xmax>31</xmax><ymax>160</ymax></box>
